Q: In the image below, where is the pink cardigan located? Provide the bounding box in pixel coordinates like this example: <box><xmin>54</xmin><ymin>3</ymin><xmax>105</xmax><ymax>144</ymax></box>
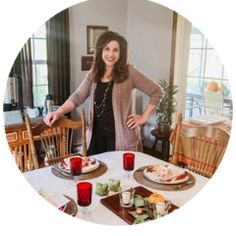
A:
<box><xmin>68</xmin><ymin>64</ymin><xmax>163</xmax><ymax>151</ymax></box>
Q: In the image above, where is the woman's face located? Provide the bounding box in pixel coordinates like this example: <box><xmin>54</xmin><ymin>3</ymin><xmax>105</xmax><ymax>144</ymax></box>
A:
<box><xmin>102</xmin><ymin>40</ymin><xmax>120</xmax><ymax>68</ymax></box>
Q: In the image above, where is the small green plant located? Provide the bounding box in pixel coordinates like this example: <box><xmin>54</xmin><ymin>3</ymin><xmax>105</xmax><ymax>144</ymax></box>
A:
<box><xmin>155</xmin><ymin>79</ymin><xmax>178</xmax><ymax>128</ymax></box>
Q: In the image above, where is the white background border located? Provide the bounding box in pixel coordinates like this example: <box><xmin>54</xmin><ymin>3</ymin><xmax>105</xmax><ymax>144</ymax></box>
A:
<box><xmin>0</xmin><ymin>1</ymin><xmax>235</xmax><ymax>235</ymax></box>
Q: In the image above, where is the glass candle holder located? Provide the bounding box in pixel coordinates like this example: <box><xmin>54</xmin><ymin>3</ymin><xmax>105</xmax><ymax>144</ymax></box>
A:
<box><xmin>123</xmin><ymin>152</ymin><xmax>135</xmax><ymax>179</ymax></box>
<box><xmin>77</xmin><ymin>182</ymin><xmax>92</xmax><ymax>216</ymax></box>
<box><xmin>119</xmin><ymin>186</ymin><xmax>135</xmax><ymax>208</ymax></box>
<box><xmin>70</xmin><ymin>157</ymin><xmax>82</xmax><ymax>183</ymax></box>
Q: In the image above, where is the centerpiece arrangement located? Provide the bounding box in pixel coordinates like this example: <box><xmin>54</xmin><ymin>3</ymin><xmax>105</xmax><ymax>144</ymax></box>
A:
<box><xmin>128</xmin><ymin>193</ymin><xmax>172</xmax><ymax>224</ymax></box>
<box><xmin>96</xmin><ymin>180</ymin><xmax>177</xmax><ymax>224</ymax></box>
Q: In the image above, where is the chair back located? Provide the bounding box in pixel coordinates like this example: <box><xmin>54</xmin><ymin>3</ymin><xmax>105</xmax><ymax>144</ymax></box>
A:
<box><xmin>203</xmin><ymin>91</ymin><xmax>224</xmax><ymax>116</ymax></box>
<box><xmin>171</xmin><ymin>113</ymin><xmax>229</xmax><ymax>177</ymax></box>
<box><xmin>24</xmin><ymin>109</ymin><xmax>87</xmax><ymax>167</ymax></box>
<box><xmin>7</xmin><ymin>136</ymin><xmax>33</xmax><ymax>172</ymax></box>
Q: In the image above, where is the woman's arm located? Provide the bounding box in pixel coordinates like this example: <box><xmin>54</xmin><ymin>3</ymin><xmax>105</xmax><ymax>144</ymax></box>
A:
<box><xmin>44</xmin><ymin>71</ymin><xmax>93</xmax><ymax>126</ymax></box>
<box><xmin>126</xmin><ymin>65</ymin><xmax>164</xmax><ymax>129</ymax></box>
<box><xmin>44</xmin><ymin>100</ymin><xmax>76</xmax><ymax>126</ymax></box>
<box><xmin>126</xmin><ymin>103</ymin><xmax>156</xmax><ymax>129</ymax></box>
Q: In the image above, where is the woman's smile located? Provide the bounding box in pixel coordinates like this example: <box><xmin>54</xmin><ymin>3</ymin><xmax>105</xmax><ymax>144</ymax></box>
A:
<box><xmin>102</xmin><ymin>40</ymin><xmax>120</xmax><ymax>67</ymax></box>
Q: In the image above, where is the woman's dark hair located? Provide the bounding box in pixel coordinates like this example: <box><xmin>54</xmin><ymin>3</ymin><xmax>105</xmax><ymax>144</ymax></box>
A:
<box><xmin>91</xmin><ymin>31</ymin><xmax>129</xmax><ymax>83</ymax></box>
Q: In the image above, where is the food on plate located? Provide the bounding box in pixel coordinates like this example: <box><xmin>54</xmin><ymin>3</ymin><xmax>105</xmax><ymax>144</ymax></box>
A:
<box><xmin>58</xmin><ymin>156</ymin><xmax>99</xmax><ymax>174</ymax></box>
<box><xmin>60</xmin><ymin>156</ymin><xmax>96</xmax><ymax>168</ymax></box>
<box><xmin>81</xmin><ymin>157</ymin><xmax>96</xmax><ymax>167</ymax></box>
<box><xmin>146</xmin><ymin>165</ymin><xmax>173</xmax><ymax>181</ymax></box>
<box><xmin>148</xmin><ymin>193</ymin><xmax>165</xmax><ymax>204</ymax></box>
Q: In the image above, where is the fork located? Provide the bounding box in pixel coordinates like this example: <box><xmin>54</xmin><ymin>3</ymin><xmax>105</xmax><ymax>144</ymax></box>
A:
<box><xmin>176</xmin><ymin>180</ymin><xmax>194</xmax><ymax>189</ymax></box>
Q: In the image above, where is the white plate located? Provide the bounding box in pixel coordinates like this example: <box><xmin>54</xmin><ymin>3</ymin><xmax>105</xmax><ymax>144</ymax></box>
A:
<box><xmin>57</xmin><ymin>156</ymin><xmax>100</xmax><ymax>174</ymax></box>
<box><xmin>143</xmin><ymin>164</ymin><xmax>190</xmax><ymax>185</ymax></box>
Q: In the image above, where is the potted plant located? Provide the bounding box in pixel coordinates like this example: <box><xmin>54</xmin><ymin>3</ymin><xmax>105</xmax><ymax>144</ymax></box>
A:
<box><xmin>155</xmin><ymin>79</ymin><xmax>178</xmax><ymax>133</ymax></box>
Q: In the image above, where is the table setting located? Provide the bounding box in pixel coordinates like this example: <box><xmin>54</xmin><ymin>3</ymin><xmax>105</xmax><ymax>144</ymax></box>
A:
<box><xmin>51</xmin><ymin>154</ymin><xmax>107</xmax><ymax>181</ymax></box>
<box><xmin>38</xmin><ymin>191</ymin><xmax>78</xmax><ymax>216</ymax></box>
<box><xmin>23</xmin><ymin>151</ymin><xmax>208</xmax><ymax>225</ymax></box>
<box><xmin>134</xmin><ymin>164</ymin><xmax>196</xmax><ymax>191</ymax></box>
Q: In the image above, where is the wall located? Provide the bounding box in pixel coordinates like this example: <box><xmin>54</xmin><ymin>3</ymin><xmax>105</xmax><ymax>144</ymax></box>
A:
<box><xmin>126</xmin><ymin>0</ymin><xmax>173</xmax><ymax>146</ymax></box>
<box><xmin>69</xmin><ymin>0</ymin><xmax>127</xmax><ymax>119</ymax></box>
<box><xmin>69</xmin><ymin>0</ymin><xmax>173</xmax><ymax>147</ymax></box>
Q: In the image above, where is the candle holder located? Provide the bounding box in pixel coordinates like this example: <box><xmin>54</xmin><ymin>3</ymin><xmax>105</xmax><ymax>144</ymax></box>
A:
<box><xmin>119</xmin><ymin>186</ymin><xmax>135</xmax><ymax>208</ymax></box>
<box><xmin>70</xmin><ymin>157</ymin><xmax>82</xmax><ymax>184</ymax></box>
<box><xmin>77</xmin><ymin>182</ymin><xmax>93</xmax><ymax>217</ymax></box>
<box><xmin>123</xmin><ymin>152</ymin><xmax>135</xmax><ymax>180</ymax></box>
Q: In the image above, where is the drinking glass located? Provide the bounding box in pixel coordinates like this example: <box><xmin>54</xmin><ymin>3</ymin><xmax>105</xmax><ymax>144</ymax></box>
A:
<box><xmin>70</xmin><ymin>157</ymin><xmax>82</xmax><ymax>184</ymax></box>
<box><xmin>123</xmin><ymin>152</ymin><xmax>135</xmax><ymax>180</ymax></box>
<box><xmin>119</xmin><ymin>186</ymin><xmax>135</xmax><ymax>208</ymax></box>
<box><xmin>77</xmin><ymin>182</ymin><xmax>92</xmax><ymax>217</ymax></box>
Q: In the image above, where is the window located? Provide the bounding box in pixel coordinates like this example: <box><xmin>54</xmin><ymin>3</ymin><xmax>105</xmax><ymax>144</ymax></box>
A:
<box><xmin>31</xmin><ymin>24</ymin><xmax>48</xmax><ymax>106</ymax></box>
<box><xmin>185</xmin><ymin>25</ymin><xmax>232</xmax><ymax>119</ymax></box>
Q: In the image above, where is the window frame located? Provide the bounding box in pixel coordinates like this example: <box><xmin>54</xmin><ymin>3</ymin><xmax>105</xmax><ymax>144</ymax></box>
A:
<box><xmin>30</xmin><ymin>25</ymin><xmax>48</xmax><ymax>106</ymax></box>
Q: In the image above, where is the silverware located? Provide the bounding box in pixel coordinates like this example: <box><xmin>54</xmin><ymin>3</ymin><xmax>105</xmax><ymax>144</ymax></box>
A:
<box><xmin>176</xmin><ymin>180</ymin><xmax>194</xmax><ymax>189</ymax></box>
<box><xmin>99</xmin><ymin>161</ymin><xmax>104</xmax><ymax>167</ymax></box>
<box><xmin>53</xmin><ymin>166</ymin><xmax>73</xmax><ymax>178</ymax></box>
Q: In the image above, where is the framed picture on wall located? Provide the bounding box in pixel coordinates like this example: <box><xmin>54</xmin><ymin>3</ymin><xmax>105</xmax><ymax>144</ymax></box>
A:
<box><xmin>87</xmin><ymin>25</ymin><xmax>108</xmax><ymax>54</ymax></box>
<box><xmin>81</xmin><ymin>56</ymin><xmax>93</xmax><ymax>71</ymax></box>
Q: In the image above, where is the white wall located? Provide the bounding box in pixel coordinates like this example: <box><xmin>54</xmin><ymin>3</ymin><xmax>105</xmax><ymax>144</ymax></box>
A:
<box><xmin>69</xmin><ymin>0</ymin><xmax>128</xmax><ymax>119</ymax></box>
<box><xmin>69</xmin><ymin>0</ymin><xmax>173</xmax><ymax>147</ymax></box>
<box><xmin>126</xmin><ymin>0</ymin><xmax>173</xmax><ymax>146</ymax></box>
<box><xmin>69</xmin><ymin>0</ymin><xmax>127</xmax><ymax>91</ymax></box>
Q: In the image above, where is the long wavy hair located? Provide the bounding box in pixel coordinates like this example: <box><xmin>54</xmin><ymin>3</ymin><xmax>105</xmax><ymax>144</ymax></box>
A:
<box><xmin>91</xmin><ymin>31</ymin><xmax>129</xmax><ymax>83</ymax></box>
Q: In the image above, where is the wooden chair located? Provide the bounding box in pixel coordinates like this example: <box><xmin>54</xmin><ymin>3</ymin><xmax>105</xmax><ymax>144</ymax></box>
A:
<box><xmin>5</xmin><ymin>119</ymin><xmax>44</xmax><ymax>172</ymax></box>
<box><xmin>24</xmin><ymin>109</ymin><xmax>87</xmax><ymax>168</ymax></box>
<box><xmin>7</xmin><ymin>137</ymin><xmax>33</xmax><ymax>172</ymax></box>
<box><xmin>171</xmin><ymin>113</ymin><xmax>230</xmax><ymax>177</ymax></box>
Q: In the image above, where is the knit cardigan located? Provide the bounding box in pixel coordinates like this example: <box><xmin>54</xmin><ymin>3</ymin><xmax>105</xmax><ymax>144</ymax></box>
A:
<box><xmin>68</xmin><ymin>64</ymin><xmax>163</xmax><ymax>151</ymax></box>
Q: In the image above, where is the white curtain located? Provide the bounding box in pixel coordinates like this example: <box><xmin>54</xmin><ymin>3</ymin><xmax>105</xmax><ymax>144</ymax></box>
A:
<box><xmin>172</xmin><ymin>14</ymin><xmax>191</xmax><ymax>125</ymax></box>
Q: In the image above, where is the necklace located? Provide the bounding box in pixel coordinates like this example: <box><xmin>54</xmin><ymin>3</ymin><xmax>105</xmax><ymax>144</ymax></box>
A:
<box><xmin>94</xmin><ymin>81</ymin><xmax>112</xmax><ymax>118</ymax></box>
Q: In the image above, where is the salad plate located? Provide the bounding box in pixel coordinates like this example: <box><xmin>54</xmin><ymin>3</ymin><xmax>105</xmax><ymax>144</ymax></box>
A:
<box><xmin>143</xmin><ymin>164</ymin><xmax>190</xmax><ymax>185</ymax></box>
<box><xmin>57</xmin><ymin>156</ymin><xmax>100</xmax><ymax>174</ymax></box>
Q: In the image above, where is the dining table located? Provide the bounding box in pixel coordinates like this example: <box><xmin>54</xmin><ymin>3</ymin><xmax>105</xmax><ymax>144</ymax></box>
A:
<box><xmin>23</xmin><ymin>151</ymin><xmax>208</xmax><ymax>225</ymax></box>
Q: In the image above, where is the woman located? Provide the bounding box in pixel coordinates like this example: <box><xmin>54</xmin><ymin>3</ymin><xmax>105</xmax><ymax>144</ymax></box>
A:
<box><xmin>44</xmin><ymin>31</ymin><xmax>163</xmax><ymax>154</ymax></box>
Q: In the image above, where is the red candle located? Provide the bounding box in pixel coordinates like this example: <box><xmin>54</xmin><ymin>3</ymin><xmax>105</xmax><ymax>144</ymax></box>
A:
<box><xmin>70</xmin><ymin>157</ymin><xmax>82</xmax><ymax>176</ymax></box>
<box><xmin>123</xmin><ymin>152</ymin><xmax>135</xmax><ymax>171</ymax></box>
<box><xmin>77</xmin><ymin>182</ymin><xmax>92</xmax><ymax>207</ymax></box>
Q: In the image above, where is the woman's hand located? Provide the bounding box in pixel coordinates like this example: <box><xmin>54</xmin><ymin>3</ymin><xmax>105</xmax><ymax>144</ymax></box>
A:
<box><xmin>44</xmin><ymin>111</ymin><xmax>61</xmax><ymax>126</ymax></box>
<box><xmin>43</xmin><ymin>101</ymin><xmax>75</xmax><ymax>126</ymax></box>
<box><xmin>127</xmin><ymin>104</ymin><xmax>157</xmax><ymax>129</ymax></box>
<box><xmin>126</xmin><ymin>114</ymin><xmax>145</xmax><ymax>129</ymax></box>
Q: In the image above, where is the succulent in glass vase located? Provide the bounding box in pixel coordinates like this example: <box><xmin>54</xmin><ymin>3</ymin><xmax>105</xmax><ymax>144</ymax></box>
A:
<box><xmin>95</xmin><ymin>183</ymin><xmax>109</xmax><ymax>196</ymax></box>
<box><xmin>108</xmin><ymin>178</ymin><xmax>121</xmax><ymax>192</ymax></box>
<box><xmin>155</xmin><ymin>79</ymin><xmax>178</xmax><ymax>133</ymax></box>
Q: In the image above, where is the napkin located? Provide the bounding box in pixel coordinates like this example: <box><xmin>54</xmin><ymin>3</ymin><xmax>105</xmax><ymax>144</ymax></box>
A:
<box><xmin>157</xmin><ymin>165</ymin><xmax>185</xmax><ymax>181</ymax></box>
<box><xmin>39</xmin><ymin>192</ymin><xmax>70</xmax><ymax>209</ymax></box>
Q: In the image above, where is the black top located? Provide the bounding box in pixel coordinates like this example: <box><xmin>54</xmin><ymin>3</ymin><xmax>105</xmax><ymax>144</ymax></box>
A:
<box><xmin>93</xmin><ymin>81</ymin><xmax>115</xmax><ymax>138</ymax></box>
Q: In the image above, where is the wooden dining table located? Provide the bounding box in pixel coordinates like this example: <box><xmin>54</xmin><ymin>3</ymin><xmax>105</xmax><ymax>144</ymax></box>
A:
<box><xmin>23</xmin><ymin>151</ymin><xmax>208</xmax><ymax>225</ymax></box>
